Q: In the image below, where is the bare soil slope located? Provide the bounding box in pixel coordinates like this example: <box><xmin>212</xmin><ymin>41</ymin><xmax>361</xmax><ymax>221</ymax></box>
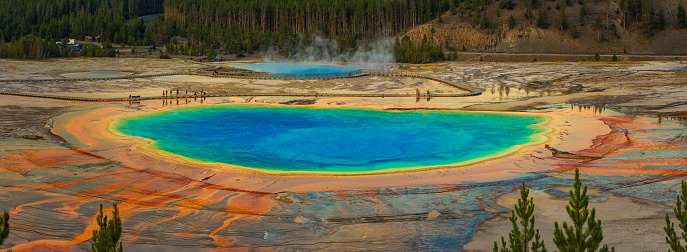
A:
<box><xmin>401</xmin><ymin>0</ymin><xmax>687</xmax><ymax>54</ymax></box>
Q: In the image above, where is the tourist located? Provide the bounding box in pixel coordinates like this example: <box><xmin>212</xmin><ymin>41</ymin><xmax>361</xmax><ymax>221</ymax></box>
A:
<box><xmin>427</xmin><ymin>90</ymin><xmax>431</xmax><ymax>97</ymax></box>
<box><xmin>416</xmin><ymin>88</ymin><xmax>419</xmax><ymax>96</ymax></box>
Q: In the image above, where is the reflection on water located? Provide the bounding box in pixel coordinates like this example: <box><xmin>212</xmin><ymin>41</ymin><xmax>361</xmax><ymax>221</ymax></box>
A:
<box><xmin>566</xmin><ymin>102</ymin><xmax>687</xmax><ymax>126</ymax></box>
<box><xmin>570</xmin><ymin>104</ymin><xmax>607</xmax><ymax>115</ymax></box>
<box><xmin>482</xmin><ymin>83</ymin><xmax>571</xmax><ymax>102</ymax></box>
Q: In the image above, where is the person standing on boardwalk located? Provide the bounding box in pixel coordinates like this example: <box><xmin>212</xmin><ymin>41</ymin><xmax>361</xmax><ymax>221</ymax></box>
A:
<box><xmin>416</xmin><ymin>88</ymin><xmax>420</xmax><ymax>96</ymax></box>
<box><xmin>427</xmin><ymin>90</ymin><xmax>431</xmax><ymax>97</ymax></box>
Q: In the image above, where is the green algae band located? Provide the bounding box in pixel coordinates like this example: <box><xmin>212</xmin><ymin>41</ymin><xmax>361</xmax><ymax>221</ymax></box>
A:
<box><xmin>115</xmin><ymin>106</ymin><xmax>547</xmax><ymax>173</ymax></box>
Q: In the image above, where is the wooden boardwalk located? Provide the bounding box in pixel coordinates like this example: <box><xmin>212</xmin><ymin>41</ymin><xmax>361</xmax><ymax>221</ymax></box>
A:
<box><xmin>0</xmin><ymin>69</ymin><xmax>483</xmax><ymax>101</ymax></box>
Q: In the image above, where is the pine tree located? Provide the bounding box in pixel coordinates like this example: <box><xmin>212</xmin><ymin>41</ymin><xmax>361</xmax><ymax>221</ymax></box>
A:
<box><xmin>664</xmin><ymin>180</ymin><xmax>687</xmax><ymax>251</ymax></box>
<box><xmin>594</xmin><ymin>15</ymin><xmax>604</xmax><ymax>42</ymax></box>
<box><xmin>552</xmin><ymin>169</ymin><xmax>615</xmax><ymax>252</ymax></box>
<box><xmin>657</xmin><ymin>7</ymin><xmax>666</xmax><ymax>30</ymax></box>
<box><xmin>641</xmin><ymin>3</ymin><xmax>655</xmax><ymax>36</ymax></box>
<box><xmin>509</xmin><ymin>14</ymin><xmax>517</xmax><ymax>29</ymax></box>
<box><xmin>559</xmin><ymin>8</ymin><xmax>568</xmax><ymax>30</ymax></box>
<box><xmin>537</xmin><ymin>9</ymin><xmax>549</xmax><ymax>28</ymax></box>
<box><xmin>493</xmin><ymin>182</ymin><xmax>547</xmax><ymax>252</ymax></box>
<box><xmin>482</xmin><ymin>14</ymin><xmax>490</xmax><ymax>28</ymax></box>
<box><xmin>677</xmin><ymin>4</ymin><xmax>686</xmax><ymax>29</ymax></box>
<box><xmin>91</xmin><ymin>203</ymin><xmax>123</xmax><ymax>252</ymax></box>
<box><xmin>0</xmin><ymin>211</ymin><xmax>9</xmax><ymax>247</ymax></box>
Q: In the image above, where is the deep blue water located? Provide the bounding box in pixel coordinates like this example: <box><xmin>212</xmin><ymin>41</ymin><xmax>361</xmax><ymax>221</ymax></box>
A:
<box><xmin>232</xmin><ymin>62</ymin><xmax>359</xmax><ymax>74</ymax></box>
<box><xmin>114</xmin><ymin>106</ymin><xmax>547</xmax><ymax>173</ymax></box>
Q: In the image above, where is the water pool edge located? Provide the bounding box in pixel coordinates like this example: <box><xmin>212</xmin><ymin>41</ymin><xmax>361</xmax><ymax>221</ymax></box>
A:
<box><xmin>109</xmin><ymin>105</ymin><xmax>554</xmax><ymax>176</ymax></box>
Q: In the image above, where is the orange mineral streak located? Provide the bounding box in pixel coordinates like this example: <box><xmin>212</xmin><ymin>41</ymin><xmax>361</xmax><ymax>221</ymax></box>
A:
<box><xmin>209</xmin><ymin>215</ymin><xmax>242</xmax><ymax>245</ymax></box>
<box><xmin>550</xmin><ymin>115</ymin><xmax>687</xmax><ymax>177</ymax></box>
<box><xmin>366</xmin><ymin>192</ymin><xmax>386</xmax><ymax>215</ymax></box>
<box><xmin>1</xmin><ymin>150</ymin><xmax>89</xmax><ymax>172</ymax></box>
<box><xmin>8</xmin><ymin>204</ymin><xmax>117</xmax><ymax>252</ymax></box>
<box><xmin>207</xmin><ymin>193</ymin><xmax>277</xmax><ymax>246</ymax></box>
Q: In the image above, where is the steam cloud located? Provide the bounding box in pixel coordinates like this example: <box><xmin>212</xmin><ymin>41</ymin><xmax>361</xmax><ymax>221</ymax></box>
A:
<box><xmin>263</xmin><ymin>35</ymin><xmax>395</xmax><ymax>70</ymax></box>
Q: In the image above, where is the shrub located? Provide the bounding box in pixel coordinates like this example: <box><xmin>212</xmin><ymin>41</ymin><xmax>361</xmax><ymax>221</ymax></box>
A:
<box><xmin>571</xmin><ymin>24</ymin><xmax>579</xmax><ymax>38</ymax></box>
<box><xmin>159</xmin><ymin>52</ymin><xmax>171</xmax><ymax>59</ymax></box>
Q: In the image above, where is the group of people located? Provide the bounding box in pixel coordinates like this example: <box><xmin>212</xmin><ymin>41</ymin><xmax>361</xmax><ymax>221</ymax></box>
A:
<box><xmin>415</xmin><ymin>88</ymin><xmax>431</xmax><ymax>97</ymax></box>
<box><xmin>162</xmin><ymin>88</ymin><xmax>206</xmax><ymax>98</ymax></box>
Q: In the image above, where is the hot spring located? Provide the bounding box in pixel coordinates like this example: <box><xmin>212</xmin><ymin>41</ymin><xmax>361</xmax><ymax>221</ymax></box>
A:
<box><xmin>231</xmin><ymin>62</ymin><xmax>360</xmax><ymax>74</ymax></box>
<box><xmin>114</xmin><ymin>106</ymin><xmax>548</xmax><ymax>174</ymax></box>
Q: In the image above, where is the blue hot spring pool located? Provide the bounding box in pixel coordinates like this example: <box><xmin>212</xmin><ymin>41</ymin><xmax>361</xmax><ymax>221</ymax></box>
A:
<box><xmin>232</xmin><ymin>62</ymin><xmax>359</xmax><ymax>74</ymax></box>
<box><xmin>114</xmin><ymin>106</ymin><xmax>548</xmax><ymax>173</ymax></box>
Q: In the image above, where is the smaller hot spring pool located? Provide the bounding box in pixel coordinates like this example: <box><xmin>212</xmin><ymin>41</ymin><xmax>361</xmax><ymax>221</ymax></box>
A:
<box><xmin>232</xmin><ymin>62</ymin><xmax>359</xmax><ymax>74</ymax></box>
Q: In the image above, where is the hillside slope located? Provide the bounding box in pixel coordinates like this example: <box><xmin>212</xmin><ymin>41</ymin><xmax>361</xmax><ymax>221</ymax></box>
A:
<box><xmin>401</xmin><ymin>0</ymin><xmax>687</xmax><ymax>54</ymax></box>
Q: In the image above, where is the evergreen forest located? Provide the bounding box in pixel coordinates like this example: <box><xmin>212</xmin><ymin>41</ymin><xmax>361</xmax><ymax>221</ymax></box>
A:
<box><xmin>0</xmin><ymin>0</ymin><xmax>684</xmax><ymax>62</ymax></box>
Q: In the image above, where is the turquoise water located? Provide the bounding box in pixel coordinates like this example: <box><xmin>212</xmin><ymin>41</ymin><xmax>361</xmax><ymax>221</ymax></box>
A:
<box><xmin>115</xmin><ymin>106</ymin><xmax>547</xmax><ymax>173</ymax></box>
<box><xmin>232</xmin><ymin>62</ymin><xmax>359</xmax><ymax>74</ymax></box>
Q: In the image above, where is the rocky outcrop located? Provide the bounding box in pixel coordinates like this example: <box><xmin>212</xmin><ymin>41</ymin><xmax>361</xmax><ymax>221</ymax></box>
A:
<box><xmin>401</xmin><ymin>24</ymin><xmax>502</xmax><ymax>51</ymax></box>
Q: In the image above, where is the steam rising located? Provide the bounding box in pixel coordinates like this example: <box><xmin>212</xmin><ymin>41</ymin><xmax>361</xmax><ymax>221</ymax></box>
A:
<box><xmin>263</xmin><ymin>35</ymin><xmax>395</xmax><ymax>70</ymax></box>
